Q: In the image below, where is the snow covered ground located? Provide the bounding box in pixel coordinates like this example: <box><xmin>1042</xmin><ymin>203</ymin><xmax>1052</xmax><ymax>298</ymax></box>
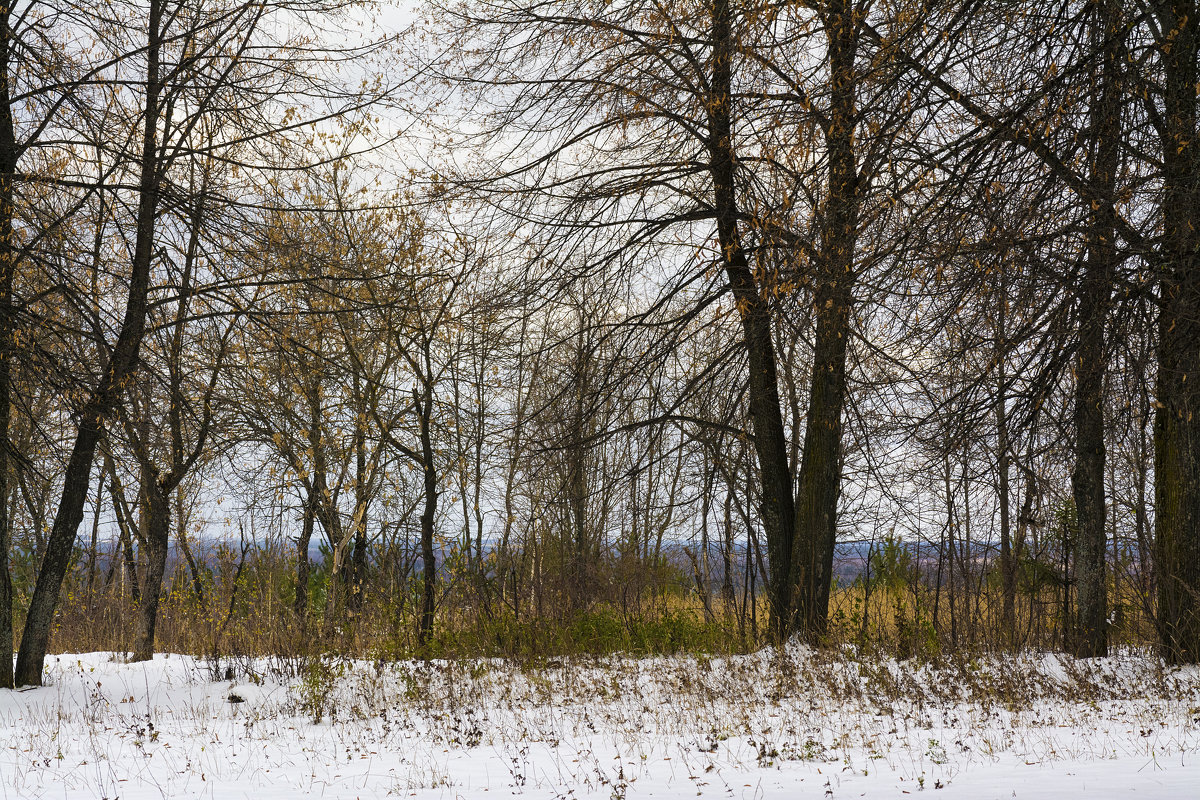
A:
<box><xmin>1</xmin><ymin>645</ymin><xmax>1197</xmax><ymax>799</ymax></box>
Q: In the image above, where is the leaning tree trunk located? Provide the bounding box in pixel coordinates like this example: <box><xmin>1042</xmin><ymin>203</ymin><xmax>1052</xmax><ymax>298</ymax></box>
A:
<box><xmin>1155</xmin><ymin>0</ymin><xmax>1200</xmax><ymax>665</ymax></box>
<box><xmin>13</xmin><ymin>0</ymin><xmax>162</xmax><ymax>686</ymax></box>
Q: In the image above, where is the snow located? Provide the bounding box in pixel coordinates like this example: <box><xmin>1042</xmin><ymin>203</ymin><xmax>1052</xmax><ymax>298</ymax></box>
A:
<box><xmin>1</xmin><ymin>646</ymin><xmax>1197</xmax><ymax>799</ymax></box>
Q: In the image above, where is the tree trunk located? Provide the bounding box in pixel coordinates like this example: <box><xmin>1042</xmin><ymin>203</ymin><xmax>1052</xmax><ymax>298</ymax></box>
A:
<box><xmin>131</xmin><ymin>478</ymin><xmax>169</xmax><ymax>662</ymax></box>
<box><xmin>417</xmin><ymin>385</ymin><xmax>438</xmax><ymax>649</ymax></box>
<box><xmin>86</xmin><ymin>480</ymin><xmax>103</xmax><ymax>600</ymax></box>
<box><xmin>14</xmin><ymin>0</ymin><xmax>162</xmax><ymax>686</ymax></box>
<box><xmin>349</xmin><ymin>414</ymin><xmax>368</xmax><ymax>613</ymax></box>
<box><xmin>0</xmin><ymin>0</ymin><xmax>15</xmax><ymax>690</ymax></box>
<box><xmin>722</xmin><ymin>488</ymin><xmax>735</xmax><ymax>619</ymax></box>
<box><xmin>567</xmin><ymin>324</ymin><xmax>590</xmax><ymax>609</ymax></box>
<box><xmin>792</xmin><ymin>0</ymin><xmax>859</xmax><ymax>641</ymax></box>
<box><xmin>1070</xmin><ymin>0</ymin><xmax>1121</xmax><ymax>659</ymax></box>
<box><xmin>1154</xmin><ymin>0</ymin><xmax>1200</xmax><ymax>665</ymax></box>
<box><xmin>295</xmin><ymin>489</ymin><xmax>315</xmax><ymax>622</ymax></box>
<box><xmin>709</xmin><ymin>0</ymin><xmax>796</xmax><ymax>641</ymax></box>
<box><xmin>1135</xmin><ymin>388</ymin><xmax>1153</xmax><ymax>610</ymax></box>
<box><xmin>997</xmin><ymin>360</ymin><xmax>1015</xmax><ymax>643</ymax></box>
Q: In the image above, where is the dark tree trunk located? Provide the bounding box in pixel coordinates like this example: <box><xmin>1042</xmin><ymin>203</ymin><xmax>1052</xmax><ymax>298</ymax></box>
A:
<box><xmin>567</xmin><ymin>325</ymin><xmax>590</xmax><ymax>609</ymax></box>
<box><xmin>349</xmin><ymin>417</ymin><xmax>368</xmax><ymax>613</ymax></box>
<box><xmin>0</xmin><ymin>0</ymin><xmax>15</xmax><ymax>690</ymax></box>
<box><xmin>709</xmin><ymin>0</ymin><xmax>796</xmax><ymax>641</ymax></box>
<box><xmin>85</xmin><ymin>480</ymin><xmax>102</xmax><ymax>600</ymax></box>
<box><xmin>1154</xmin><ymin>0</ymin><xmax>1200</xmax><ymax>665</ymax></box>
<box><xmin>317</xmin><ymin>495</ymin><xmax>346</xmax><ymax>634</ymax></box>
<box><xmin>131</xmin><ymin>477</ymin><xmax>169</xmax><ymax>662</ymax></box>
<box><xmin>295</xmin><ymin>489</ymin><xmax>315</xmax><ymax>622</ymax></box>
<box><xmin>1070</xmin><ymin>0</ymin><xmax>1121</xmax><ymax>659</ymax></box>
<box><xmin>17</xmin><ymin>435</ymin><xmax>107</xmax><ymax>684</ymax></box>
<box><xmin>14</xmin><ymin>0</ymin><xmax>162</xmax><ymax>686</ymax></box>
<box><xmin>997</xmin><ymin>364</ymin><xmax>1015</xmax><ymax>643</ymax></box>
<box><xmin>722</xmin><ymin>488</ymin><xmax>735</xmax><ymax>618</ymax></box>
<box><xmin>117</xmin><ymin>169</ymin><xmax>212</xmax><ymax>664</ymax></box>
<box><xmin>1135</xmin><ymin>389</ymin><xmax>1153</xmax><ymax>608</ymax></box>
<box><xmin>1070</xmin><ymin>250</ymin><xmax>1112</xmax><ymax>658</ymax></box>
<box><xmin>792</xmin><ymin>0</ymin><xmax>859</xmax><ymax>640</ymax></box>
<box><xmin>417</xmin><ymin>385</ymin><xmax>438</xmax><ymax>649</ymax></box>
<box><xmin>303</xmin><ymin>383</ymin><xmax>347</xmax><ymax>633</ymax></box>
<box><xmin>995</xmin><ymin>268</ymin><xmax>1017</xmax><ymax>643</ymax></box>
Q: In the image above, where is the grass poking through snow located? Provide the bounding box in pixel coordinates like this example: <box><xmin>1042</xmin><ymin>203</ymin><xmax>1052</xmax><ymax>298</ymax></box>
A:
<box><xmin>1</xmin><ymin>645</ymin><xmax>1197</xmax><ymax>798</ymax></box>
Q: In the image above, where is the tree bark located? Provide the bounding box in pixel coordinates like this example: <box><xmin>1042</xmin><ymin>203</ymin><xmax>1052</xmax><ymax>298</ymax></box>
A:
<box><xmin>1069</xmin><ymin>0</ymin><xmax>1121</xmax><ymax>659</ymax></box>
<box><xmin>0</xmin><ymin>0</ymin><xmax>16</xmax><ymax>690</ymax></box>
<box><xmin>416</xmin><ymin>384</ymin><xmax>438</xmax><ymax>649</ymax></box>
<box><xmin>997</xmin><ymin>348</ymin><xmax>1015</xmax><ymax>643</ymax></box>
<box><xmin>349</xmin><ymin>410</ymin><xmax>368</xmax><ymax>613</ymax></box>
<box><xmin>131</xmin><ymin>475</ymin><xmax>169</xmax><ymax>662</ymax></box>
<box><xmin>792</xmin><ymin>0</ymin><xmax>859</xmax><ymax>640</ymax></box>
<box><xmin>567</xmin><ymin>322</ymin><xmax>591</xmax><ymax>610</ymax></box>
<box><xmin>295</xmin><ymin>488</ymin><xmax>315</xmax><ymax>622</ymax></box>
<box><xmin>14</xmin><ymin>0</ymin><xmax>162</xmax><ymax>686</ymax></box>
<box><xmin>708</xmin><ymin>0</ymin><xmax>796</xmax><ymax>641</ymax></box>
<box><xmin>1154</xmin><ymin>0</ymin><xmax>1200</xmax><ymax>665</ymax></box>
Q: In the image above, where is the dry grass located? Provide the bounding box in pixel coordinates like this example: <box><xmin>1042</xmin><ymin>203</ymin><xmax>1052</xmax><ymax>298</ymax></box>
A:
<box><xmin>32</xmin><ymin>544</ymin><xmax>1161</xmax><ymax>665</ymax></box>
<box><xmin>5</xmin><ymin>640</ymin><xmax>1196</xmax><ymax>798</ymax></box>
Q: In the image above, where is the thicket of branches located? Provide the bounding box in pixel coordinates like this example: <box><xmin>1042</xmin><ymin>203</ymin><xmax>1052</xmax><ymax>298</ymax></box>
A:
<box><xmin>1</xmin><ymin>0</ymin><xmax>1199</xmax><ymax>686</ymax></box>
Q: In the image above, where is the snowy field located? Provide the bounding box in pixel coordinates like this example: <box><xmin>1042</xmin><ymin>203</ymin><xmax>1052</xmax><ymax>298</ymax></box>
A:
<box><xmin>1</xmin><ymin>646</ymin><xmax>1197</xmax><ymax>799</ymax></box>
